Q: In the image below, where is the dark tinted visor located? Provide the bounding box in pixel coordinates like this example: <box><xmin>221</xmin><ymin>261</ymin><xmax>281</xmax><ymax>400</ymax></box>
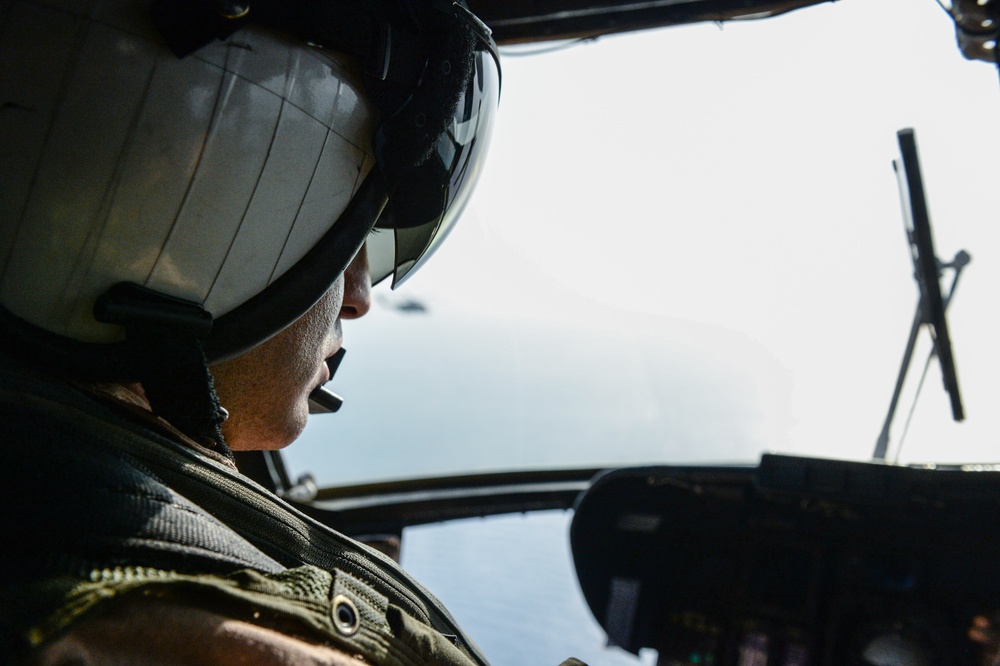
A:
<box><xmin>367</xmin><ymin>35</ymin><xmax>500</xmax><ymax>287</ymax></box>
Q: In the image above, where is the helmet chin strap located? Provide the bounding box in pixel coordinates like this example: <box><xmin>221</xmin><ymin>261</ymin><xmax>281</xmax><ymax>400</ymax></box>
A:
<box><xmin>94</xmin><ymin>283</ymin><xmax>232</xmax><ymax>460</ymax></box>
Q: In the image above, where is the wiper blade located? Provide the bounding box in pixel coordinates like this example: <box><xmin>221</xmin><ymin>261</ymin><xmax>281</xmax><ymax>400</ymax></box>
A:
<box><xmin>873</xmin><ymin>129</ymin><xmax>970</xmax><ymax>462</ymax></box>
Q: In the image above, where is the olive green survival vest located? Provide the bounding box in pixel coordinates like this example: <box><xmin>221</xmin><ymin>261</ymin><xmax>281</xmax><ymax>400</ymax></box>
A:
<box><xmin>0</xmin><ymin>356</ymin><xmax>488</xmax><ymax>666</ymax></box>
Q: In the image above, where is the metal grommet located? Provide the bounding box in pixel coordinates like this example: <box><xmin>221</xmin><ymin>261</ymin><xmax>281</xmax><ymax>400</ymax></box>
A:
<box><xmin>332</xmin><ymin>594</ymin><xmax>361</xmax><ymax>636</ymax></box>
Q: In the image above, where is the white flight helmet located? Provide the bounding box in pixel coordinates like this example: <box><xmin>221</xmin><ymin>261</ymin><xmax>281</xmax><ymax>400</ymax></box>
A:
<box><xmin>0</xmin><ymin>0</ymin><xmax>500</xmax><ymax>443</ymax></box>
<box><xmin>0</xmin><ymin>0</ymin><xmax>379</xmax><ymax>347</ymax></box>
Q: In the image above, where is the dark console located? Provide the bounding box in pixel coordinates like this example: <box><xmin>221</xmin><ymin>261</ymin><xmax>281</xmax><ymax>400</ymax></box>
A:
<box><xmin>570</xmin><ymin>455</ymin><xmax>1000</xmax><ymax>665</ymax></box>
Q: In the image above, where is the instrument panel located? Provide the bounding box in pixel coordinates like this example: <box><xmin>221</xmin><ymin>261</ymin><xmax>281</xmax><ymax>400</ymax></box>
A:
<box><xmin>569</xmin><ymin>455</ymin><xmax>1000</xmax><ymax>665</ymax></box>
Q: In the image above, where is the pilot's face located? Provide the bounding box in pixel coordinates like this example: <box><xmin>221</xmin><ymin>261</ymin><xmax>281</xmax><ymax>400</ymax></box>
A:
<box><xmin>211</xmin><ymin>246</ymin><xmax>371</xmax><ymax>451</ymax></box>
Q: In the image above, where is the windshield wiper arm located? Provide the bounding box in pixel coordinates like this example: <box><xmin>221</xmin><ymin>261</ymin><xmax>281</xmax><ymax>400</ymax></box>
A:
<box><xmin>873</xmin><ymin>129</ymin><xmax>970</xmax><ymax>462</ymax></box>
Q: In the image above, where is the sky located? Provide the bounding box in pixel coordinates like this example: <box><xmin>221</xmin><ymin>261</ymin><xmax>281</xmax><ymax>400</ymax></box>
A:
<box><xmin>287</xmin><ymin>0</ymin><xmax>1000</xmax><ymax>487</ymax></box>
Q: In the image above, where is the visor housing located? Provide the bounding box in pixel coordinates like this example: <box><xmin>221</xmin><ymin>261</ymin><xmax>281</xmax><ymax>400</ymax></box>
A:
<box><xmin>367</xmin><ymin>36</ymin><xmax>501</xmax><ymax>287</ymax></box>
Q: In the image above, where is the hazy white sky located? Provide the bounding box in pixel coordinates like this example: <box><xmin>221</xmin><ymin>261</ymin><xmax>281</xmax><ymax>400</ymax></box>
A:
<box><xmin>289</xmin><ymin>0</ymin><xmax>1000</xmax><ymax>485</ymax></box>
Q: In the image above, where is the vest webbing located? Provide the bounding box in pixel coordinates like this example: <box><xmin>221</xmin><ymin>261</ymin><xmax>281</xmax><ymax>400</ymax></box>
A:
<box><xmin>0</xmin><ymin>358</ymin><xmax>487</xmax><ymax>665</ymax></box>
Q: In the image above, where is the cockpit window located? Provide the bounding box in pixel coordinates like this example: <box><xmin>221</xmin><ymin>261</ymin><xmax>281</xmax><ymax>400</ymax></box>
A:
<box><xmin>286</xmin><ymin>0</ymin><xmax>1000</xmax><ymax>488</ymax></box>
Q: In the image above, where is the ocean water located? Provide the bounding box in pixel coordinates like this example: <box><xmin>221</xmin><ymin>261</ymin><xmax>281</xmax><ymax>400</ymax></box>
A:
<box><xmin>401</xmin><ymin>510</ymin><xmax>658</xmax><ymax>666</ymax></box>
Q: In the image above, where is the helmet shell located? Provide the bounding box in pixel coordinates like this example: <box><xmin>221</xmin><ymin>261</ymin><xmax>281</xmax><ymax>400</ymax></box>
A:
<box><xmin>0</xmin><ymin>0</ymin><xmax>378</xmax><ymax>344</ymax></box>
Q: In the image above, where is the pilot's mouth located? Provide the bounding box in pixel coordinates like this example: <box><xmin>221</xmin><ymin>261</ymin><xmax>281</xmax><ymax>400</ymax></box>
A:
<box><xmin>309</xmin><ymin>349</ymin><xmax>347</xmax><ymax>413</ymax></box>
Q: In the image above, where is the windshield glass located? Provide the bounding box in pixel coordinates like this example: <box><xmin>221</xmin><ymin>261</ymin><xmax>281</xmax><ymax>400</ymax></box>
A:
<box><xmin>285</xmin><ymin>0</ymin><xmax>1000</xmax><ymax>488</ymax></box>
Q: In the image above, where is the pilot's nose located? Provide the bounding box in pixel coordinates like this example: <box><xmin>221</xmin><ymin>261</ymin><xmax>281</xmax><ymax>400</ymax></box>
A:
<box><xmin>341</xmin><ymin>244</ymin><xmax>372</xmax><ymax>320</ymax></box>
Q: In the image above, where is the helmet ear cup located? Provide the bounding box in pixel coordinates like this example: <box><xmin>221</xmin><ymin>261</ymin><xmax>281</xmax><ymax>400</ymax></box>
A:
<box><xmin>0</xmin><ymin>0</ymin><xmax>378</xmax><ymax>352</ymax></box>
